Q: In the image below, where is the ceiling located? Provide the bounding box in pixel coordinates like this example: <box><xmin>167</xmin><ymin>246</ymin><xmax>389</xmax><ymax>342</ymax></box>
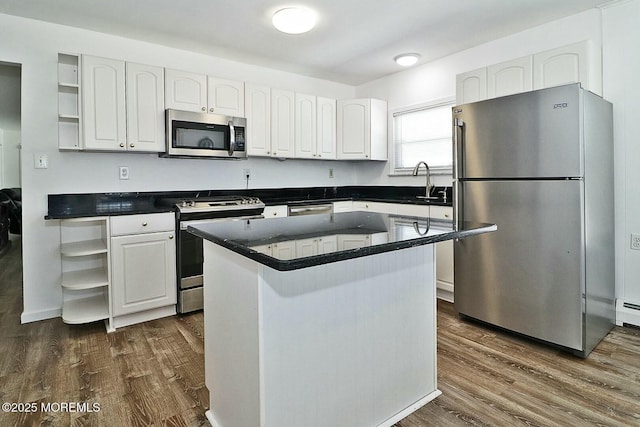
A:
<box><xmin>0</xmin><ymin>0</ymin><xmax>610</xmax><ymax>87</ymax></box>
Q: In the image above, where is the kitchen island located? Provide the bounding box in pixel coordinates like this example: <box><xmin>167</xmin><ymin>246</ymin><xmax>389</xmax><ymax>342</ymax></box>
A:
<box><xmin>188</xmin><ymin>211</ymin><xmax>495</xmax><ymax>427</ymax></box>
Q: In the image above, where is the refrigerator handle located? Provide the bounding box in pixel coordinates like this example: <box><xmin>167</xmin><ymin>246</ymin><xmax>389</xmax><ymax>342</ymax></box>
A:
<box><xmin>453</xmin><ymin>118</ymin><xmax>464</xmax><ymax>232</ymax></box>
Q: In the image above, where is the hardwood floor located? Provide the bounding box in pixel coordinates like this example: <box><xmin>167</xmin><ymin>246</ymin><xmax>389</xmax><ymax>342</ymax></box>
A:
<box><xmin>1</xmin><ymin>236</ymin><xmax>639</xmax><ymax>426</ymax></box>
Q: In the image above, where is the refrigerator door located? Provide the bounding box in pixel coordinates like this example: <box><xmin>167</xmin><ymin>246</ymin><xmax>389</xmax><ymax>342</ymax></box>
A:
<box><xmin>454</xmin><ymin>83</ymin><xmax>582</xmax><ymax>179</ymax></box>
<box><xmin>454</xmin><ymin>180</ymin><xmax>584</xmax><ymax>351</ymax></box>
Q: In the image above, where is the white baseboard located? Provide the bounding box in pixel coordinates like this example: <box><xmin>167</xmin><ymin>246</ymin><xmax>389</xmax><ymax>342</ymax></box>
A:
<box><xmin>436</xmin><ymin>280</ymin><xmax>454</xmax><ymax>303</ymax></box>
<box><xmin>616</xmin><ymin>299</ymin><xmax>640</xmax><ymax>327</ymax></box>
<box><xmin>21</xmin><ymin>307</ymin><xmax>62</xmax><ymax>324</ymax></box>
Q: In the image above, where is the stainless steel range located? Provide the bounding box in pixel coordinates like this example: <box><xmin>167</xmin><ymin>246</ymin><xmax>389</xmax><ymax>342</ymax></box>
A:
<box><xmin>167</xmin><ymin>195</ymin><xmax>265</xmax><ymax>313</ymax></box>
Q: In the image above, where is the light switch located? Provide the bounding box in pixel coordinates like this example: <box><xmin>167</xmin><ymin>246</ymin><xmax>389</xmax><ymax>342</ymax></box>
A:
<box><xmin>34</xmin><ymin>153</ymin><xmax>48</xmax><ymax>169</ymax></box>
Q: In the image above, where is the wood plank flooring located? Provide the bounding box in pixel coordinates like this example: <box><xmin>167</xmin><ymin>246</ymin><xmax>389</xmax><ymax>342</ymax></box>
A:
<box><xmin>1</xmin><ymin>236</ymin><xmax>639</xmax><ymax>426</ymax></box>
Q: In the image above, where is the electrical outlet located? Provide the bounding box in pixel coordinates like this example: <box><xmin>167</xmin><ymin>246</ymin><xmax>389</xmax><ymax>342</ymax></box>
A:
<box><xmin>243</xmin><ymin>168</ymin><xmax>251</xmax><ymax>181</ymax></box>
<box><xmin>631</xmin><ymin>233</ymin><xmax>640</xmax><ymax>250</ymax></box>
<box><xmin>329</xmin><ymin>168</ymin><xmax>334</xmax><ymax>179</ymax></box>
<box><xmin>119</xmin><ymin>166</ymin><xmax>129</xmax><ymax>180</ymax></box>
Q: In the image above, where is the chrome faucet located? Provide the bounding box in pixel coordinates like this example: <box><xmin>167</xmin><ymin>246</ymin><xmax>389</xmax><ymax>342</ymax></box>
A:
<box><xmin>412</xmin><ymin>161</ymin><xmax>436</xmax><ymax>200</ymax></box>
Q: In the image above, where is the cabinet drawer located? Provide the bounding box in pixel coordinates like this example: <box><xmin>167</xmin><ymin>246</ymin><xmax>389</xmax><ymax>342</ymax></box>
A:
<box><xmin>429</xmin><ymin>206</ymin><xmax>453</xmax><ymax>220</ymax></box>
<box><xmin>263</xmin><ymin>205</ymin><xmax>288</xmax><ymax>218</ymax></box>
<box><xmin>110</xmin><ymin>212</ymin><xmax>175</xmax><ymax>236</ymax></box>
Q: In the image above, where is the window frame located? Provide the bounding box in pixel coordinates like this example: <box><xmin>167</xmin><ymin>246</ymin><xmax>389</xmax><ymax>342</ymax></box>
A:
<box><xmin>387</xmin><ymin>97</ymin><xmax>455</xmax><ymax>177</ymax></box>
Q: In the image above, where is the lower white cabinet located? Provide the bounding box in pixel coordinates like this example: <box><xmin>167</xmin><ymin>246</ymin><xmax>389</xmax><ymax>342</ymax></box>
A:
<box><xmin>263</xmin><ymin>205</ymin><xmax>288</xmax><ymax>218</ymax></box>
<box><xmin>110</xmin><ymin>212</ymin><xmax>177</xmax><ymax>325</ymax></box>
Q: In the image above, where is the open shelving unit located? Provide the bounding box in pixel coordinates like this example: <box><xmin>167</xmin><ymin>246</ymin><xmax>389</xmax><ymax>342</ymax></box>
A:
<box><xmin>58</xmin><ymin>53</ymin><xmax>82</xmax><ymax>150</ymax></box>
<box><xmin>60</xmin><ymin>217</ymin><xmax>112</xmax><ymax>330</ymax></box>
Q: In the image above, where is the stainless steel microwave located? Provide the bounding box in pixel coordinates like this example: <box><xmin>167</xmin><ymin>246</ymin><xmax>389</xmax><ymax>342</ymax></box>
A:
<box><xmin>162</xmin><ymin>109</ymin><xmax>247</xmax><ymax>159</ymax></box>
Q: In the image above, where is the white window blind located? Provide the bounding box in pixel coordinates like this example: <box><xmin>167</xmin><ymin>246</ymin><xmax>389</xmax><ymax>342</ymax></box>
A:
<box><xmin>392</xmin><ymin>101</ymin><xmax>454</xmax><ymax>173</ymax></box>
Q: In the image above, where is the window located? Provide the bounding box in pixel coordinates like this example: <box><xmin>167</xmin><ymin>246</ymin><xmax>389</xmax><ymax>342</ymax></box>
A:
<box><xmin>391</xmin><ymin>99</ymin><xmax>454</xmax><ymax>174</ymax></box>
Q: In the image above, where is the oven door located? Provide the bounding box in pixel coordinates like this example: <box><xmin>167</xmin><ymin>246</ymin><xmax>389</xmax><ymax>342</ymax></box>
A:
<box><xmin>177</xmin><ymin>215</ymin><xmax>263</xmax><ymax>313</ymax></box>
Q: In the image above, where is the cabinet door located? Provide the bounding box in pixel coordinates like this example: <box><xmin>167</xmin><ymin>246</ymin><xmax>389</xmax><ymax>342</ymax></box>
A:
<box><xmin>295</xmin><ymin>93</ymin><xmax>316</xmax><ymax>159</ymax></box>
<box><xmin>207</xmin><ymin>77</ymin><xmax>245</xmax><ymax>117</ymax></box>
<box><xmin>82</xmin><ymin>55</ymin><xmax>126</xmax><ymax>151</ymax></box>
<box><xmin>271</xmin><ymin>89</ymin><xmax>295</xmax><ymax>158</ymax></box>
<box><xmin>165</xmin><ymin>69</ymin><xmax>207</xmax><ymax>113</ymax></box>
<box><xmin>316</xmin><ymin>97</ymin><xmax>337</xmax><ymax>159</ymax></box>
<box><xmin>245</xmin><ymin>83</ymin><xmax>271</xmax><ymax>156</ymax></box>
<box><xmin>533</xmin><ymin>41</ymin><xmax>589</xmax><ymax>91</ymax></box>
<box><xmin>271</xmin><ymin>241</ymin><xmax>296</xmax><ymax>260</ymax></box>
<box><xmin>487</xmin><ymin>56</ymin><xmax>532</xmax><ymax>99</ymax></box>
<box><xmin>456</xmin><ymin>68</ymin><xmax>487</xmax><ymax>105</ymax></box>
<box><xmin>337</xmin><ymin>99</ymin><xmax>370</xmax><ymax>159</ymax></box>
<box><xmin>316</xmin><ymin>236</ymin><xmax>338</xmax><ymax>254</ymax></box>
<box><xmin>126</xmin><ymin>62</ymin><xmax>165</xmax><ymax>152</ymax></box>
<box><xmin>111</xmin><ymin>231</ymin><xmax>176</xmax><ymax>316</ymax></box>
<box><xmin>295</xmin><ymin>238</ymin><xmax>317</xmax><ymax>257</ymax></box>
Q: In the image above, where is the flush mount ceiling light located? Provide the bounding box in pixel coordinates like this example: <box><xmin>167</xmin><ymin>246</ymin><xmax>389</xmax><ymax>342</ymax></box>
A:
<box><xmin>394</xmin><ymin>53</ymin><xmax>421</xmax><ymax>67</ymax></box>
<box><xmin>272</xmin><ymin>7</ymin><xmax>317</xmax><ymax>34</ymax></box>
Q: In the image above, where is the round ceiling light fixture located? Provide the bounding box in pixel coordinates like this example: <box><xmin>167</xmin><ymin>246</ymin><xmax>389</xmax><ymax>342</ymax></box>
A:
<box><xmin>394</xmin><ymin>53</ymin><xmax>421</xmax><ymax>67</ymax></box>
<box><xmin>272</xmin><ymin>7</ymin><xmax>317</xmax><ymax>34</ymax></box>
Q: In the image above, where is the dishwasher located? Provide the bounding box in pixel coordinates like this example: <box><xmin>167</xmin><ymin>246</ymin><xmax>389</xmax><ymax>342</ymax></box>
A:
<box><xmin>288</xmin><ymin>203</ymin><xmax>334</xmax><ymax>216</ymax></box>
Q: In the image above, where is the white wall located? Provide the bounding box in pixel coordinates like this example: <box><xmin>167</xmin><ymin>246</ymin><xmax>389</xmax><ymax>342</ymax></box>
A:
<box><xmin>0</xmin><ymin>12</ymin><xmax>358</xmax><ymax>322</ymax></box>
<box><xmin>354</xmin><ymin>8</ymin><xmax>603</xmax><ymax>187</ymax></box>
<box><xmin>0</xmin><ymin>129</ymin><xmax>21</xmax><ymax>188</ymax></box>
<box><xmin>602</xmin><ymin>0</ymin><xmax>640</xmax><ymax>307</ymax></box>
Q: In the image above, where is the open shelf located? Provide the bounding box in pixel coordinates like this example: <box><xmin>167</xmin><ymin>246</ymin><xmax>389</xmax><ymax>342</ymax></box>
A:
<box><xmin>58</xmin><ymin>53</ymin><xmax>82</xmax><ymax>150</ymax></box>
<box><xmin>61</xmin><ymin>267</ymin><xmax>109</xmax><ymax>290</ymax></box>
<box><xmin>60</xmin><ymin>238</ymin><xmax>107</xmax><ymax>257</ymax></box>
<box><xmin>62</xmin><ymin>294</ymin><xmax>109</xmax><ymax>325</ymax></box>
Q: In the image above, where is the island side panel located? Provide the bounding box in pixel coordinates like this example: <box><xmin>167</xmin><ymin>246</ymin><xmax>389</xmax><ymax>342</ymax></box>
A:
<box><xmin>203</xmin><ymin>241</ymin><xmax>262</xmax><ymax>427</ymax></box>
<box><xmin>260</xmin><ymin>245</ymin><xmax>438</xmax><ymax>427</ymax></box>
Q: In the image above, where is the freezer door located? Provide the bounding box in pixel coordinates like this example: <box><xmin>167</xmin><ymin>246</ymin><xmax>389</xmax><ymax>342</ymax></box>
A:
<box><xmin>454</xmin><ymin>83</ymin><xmax>582</xmax><ymax>178</ymax></box>
<box><xmin>454</xmin><ymin>180</ymin><xmax>584</xmax><ymax>351</ymax></box>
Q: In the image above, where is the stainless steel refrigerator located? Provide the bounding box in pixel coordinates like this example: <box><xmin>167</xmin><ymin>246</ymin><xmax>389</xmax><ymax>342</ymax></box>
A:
<box><xmin>452</xmin><ymin>83</ymin><xmax>615</xmax><ymax>358</ymax></box>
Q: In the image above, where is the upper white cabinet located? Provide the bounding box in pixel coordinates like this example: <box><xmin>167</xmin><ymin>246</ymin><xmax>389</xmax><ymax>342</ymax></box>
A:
<box><xmin>125</xmin><ymin>62</ymin><xmax>165</xmax><ymax>152</ymax></box>
<box><xmin>294</xmin><ymin>93</ymin><xmax>317</xmax><ymax>159</ymax></box>
<box><xmin>456</xmin><ymin>68</ymin><xmax>487</xmax><ymax>105</ymax></box>
<box><xmin>487</xmin><ymin>56</ymin><xmax>533</xmax><ymax>99</ymax></box>
<box><xmin>316</xmin><ymin>96</ymin><xmax>337</xmax><ymax>159</ymax></box>
<box><xmin>456</xmin><ymin>41</ymin><xmax>602</xmax><ymax>105</ymax></box>
<box><xmin>271</xmin><ymin>89</ymin><xmax>295</xmax><ymax>158</ymax></box>
<box><xmin>533</xmin><ymin>41</ymin><xmax>601</xmax><ymax>95</ymax></box>
<box><xmin>164</xmin><ymin>69</ymin><xmax>207</xmax><ymax>113</ymax></box>
<box><xmin>58</xmin><ymin>53</ymin><xmax>82</xmax><ymax>150</ymax></box>
<box><xmin>245</xmin><ymin>83</ymin><xmax>271</xmax><ymax>156</ymax></box>
<box><xmin>82</xmin><ymin>55</ymin><xmax>126</xmax><ymax>151</ymax></box>
<box><xmin>165</xmin><ymin>70</ymin><xmax>245</xmax><ymax>117</ymax></box>
<box><xmin>337</xmin><ymin>98</ymin><xmax>387</xmax><ymax>160</ymax></box>
<box><xmin>207</xmin><ymin>76</ymin><xmax>245</xmax><ymax>117</ymax></box>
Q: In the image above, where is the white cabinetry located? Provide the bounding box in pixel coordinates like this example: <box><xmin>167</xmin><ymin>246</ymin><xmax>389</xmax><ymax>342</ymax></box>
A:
<box><xmin>82</xmin><ymin>55</ymin><xmax>126</xmax><ymax>151</ymax></box>
<box><xmin>316</xmin><ymin>97</ymin><xmax>337</xmax><ymax>159</ymax></box>
<box><xmin>487</xmin><ymin>56</ymin><xmax>533</xmax><ymax>99</ymax></box>
<box><xmin>164</xmin><ymin>69</ymin><xmax>207</xmax><ymax>113</ymax></box>
<box><xmin>263</xmin><ymin>205</ymin><xmax>288</xmax><ymax>219</ymax></box>
<box><xmin>533</xmin><ymin>41</ymin><xmax>602</xmax><ymax>95</ymax></box>
<box><xmin>110</xmin><ymin>213</ymin><xmax>176</xmax><ymax>327</ymax></box>
<box><xmin>337</xmin><ymin>98</ymin><xmax>387</xmax><ymax>160</ymax></box>
<box><xmin>429</xmin><ymin>206</ymin><xmax>454</xmax><ymax>302</ymax></box>
<box><xmin>271</xmin><ymin>89</ymin><xmax>295</xmax><ymax>158</ymax></box>
<box><xmin>456</xmin><ymin>68</ymin><xmax>487</xmax><ymax>105</ymax></box>
<box><xmin>125</xmin><ymin>62</ymin><xmax>165</xmax><ymax>152</ymax></box>
<box><xmin>295</xmin><ymin>236</ymin><xmax>338</xmax><ymax>257</ymax></box>
<box><xmin>165</xmin><ymin>70</ymin><xmax>245</xmax><ymax>116</ymax></box>
<box><xmin>456</xmin><ymin>41</ymin><xmax>602</xmax><ymax>105</ymax></box>
<box><xmin>332</xmin><ymin>200</ymin><xmax>354</xmax><ymax>213</ymax></box>
<box><xmin>245</xmin><ymin>83</ymin><xmax>271</xmax><ymax>156</ymax></box>
<box><xmin>352</xmin><ymin>201</ymin><xmax>397</xmax><ymax>214</ymax></box>
<box><xmin>294</xmin><ymin>93</ymin><xmax>317</xmax><ymax>159</ymax></box>
<box><xmin>58</xmin><ymin>53</ymin><xmax>82</xmax><ymax>150</ymax></box>
<box><xmin>207</xmin><ymin>76</ymin><xmax>245</xmax><ymax>117</ymax></box>
<box><xmin>59</xmin><ymin>217</ymin><xmax>111</xmax><ymax>329</ymax></box>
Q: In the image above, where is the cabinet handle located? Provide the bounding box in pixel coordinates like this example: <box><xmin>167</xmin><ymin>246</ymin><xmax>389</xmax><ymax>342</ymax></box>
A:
<box><xmin>169</xmin><ymin>235</ymin><xmax>174</xmax><ymax>239</ymax></box>
<box><xmin>209</xmin><ymin>108</ymin><xmax>214</xmax><ymax>112</ymax></box>
<box><xmin>201</xmin><ymin>107</ymin><xmax>206</xmax><ymax>111</ymax></box>
<box><xmin>129</xmin><ymin>143</ymin><xmax>135</xmax><ymax>148</ymax></box>
<box><xmin>142</xmin><ymin>222</ymin><xmax>148</xmax><ymax>226</ymax></box>
<box><xmin>445</xmin><ymin>214</ymin><xmax>450</xmax><ymax>218</ymax></box>
<box><xmin>273</xmin><ymin>212</ymin><xmax>278</xmax><ymax>216</ymax></box>
<box><xmin>119</xmin><ymin>143</ymin><xmax>125</xmax><ymax>148</ymax></box>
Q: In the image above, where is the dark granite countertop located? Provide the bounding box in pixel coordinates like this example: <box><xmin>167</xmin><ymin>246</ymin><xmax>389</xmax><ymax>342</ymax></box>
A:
<box><xmin>188</xmin><ymin>211</ymin><xmax>495</xmax><ymax>271</ymax></box>
<box><xmin>46</xmin><ymin>186</ymin><xmax>452</xmax><ymax>219</ymax></box>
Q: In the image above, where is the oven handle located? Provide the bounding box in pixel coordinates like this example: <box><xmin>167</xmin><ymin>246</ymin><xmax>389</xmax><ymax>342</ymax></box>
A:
<box><xmin>180</xmin><ymin>215</ymin><xmax>264</xmax><ymax>230</ymax></box>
